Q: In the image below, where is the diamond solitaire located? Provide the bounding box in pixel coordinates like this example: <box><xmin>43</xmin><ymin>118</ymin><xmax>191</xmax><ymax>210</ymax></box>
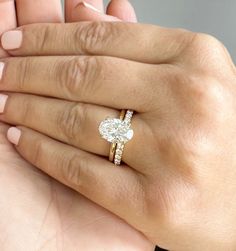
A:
<box><xmin>99</xmin><ymin>110</ymin><xmax>134</xmax><ymax>166</ymax></box>
<box><xmin>99</xmin><ymin>118</ymin><xmax>134</xmax><ymax>144</ymax></box>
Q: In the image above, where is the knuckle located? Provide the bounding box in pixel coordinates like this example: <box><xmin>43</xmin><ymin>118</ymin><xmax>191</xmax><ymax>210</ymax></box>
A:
<box><xmin>79</xmin><ymin>57</ymin><xmax>102</xmax><ymax>99</ymax></box>
<box><xmin>58</xmin><ymin>57</ymin><xmax>100</xmax><ymax>100</ymax></box>
<box><xmin>75</xmin><ymin>22</ymin><xmax>115</xmax><ymax>53</ymax></box>
<box><xmin>172</xmin><ymin>31</ymin><xmax>226</xmax><ymax>63</ymax></box>
<box><xmin>57</xmin><ymin>103</ymin><xmax>87</xmax><ymax>142</ymax></box>
<box><xmin>19</xmin><ymin>96</ymin><xmax>34</xmax><ymax>124</ymax></box>
<box><xmin>61</xmin><ymin>153</ymin><xmax>87</xmax><ymax>189</ymax></box>
<box><xmin>16</xmin><ymin>58</ymin><xmax>31</xmax><ymax>91</ymax></box>
<box><xmin>193</xmin><ymin>33</ymin><xmax>223</xmax><ymax>50</ymax></box>
<box><xmin>185</xmin><ymin>33</ymin><xmax>225</xmax><ymax>61</ymax></box>
<box><xmin>189</xmin><ymin>76</ymin><xmax>226</xmax><ymax>109</ymax></box>
<box><xmin>57</xmin><ymin>57</ymin><xmax>82</xmax><ymax>99</ymax></box>
<box><xmin>172</xmin><ymin>70</ymin><xmax>227</xmax><ymax>109</ymax></box>
<box><xmin>34</xmin><ymin>25</ymin><xmax>52</xmax><ymax>52</ymax></box>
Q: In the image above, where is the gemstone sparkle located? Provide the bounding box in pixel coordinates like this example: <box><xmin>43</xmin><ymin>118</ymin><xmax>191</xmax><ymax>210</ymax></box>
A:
<box><xmin>99</xmin><ymin>118</ymin><xmax>134</xmax><ymax>144</ymax></box>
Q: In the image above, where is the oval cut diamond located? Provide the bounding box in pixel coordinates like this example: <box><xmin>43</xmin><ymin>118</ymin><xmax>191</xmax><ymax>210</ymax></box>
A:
<box><xmin>99</xmin><ymin>118</ymin><xmax>134</xmax><ymax>144</ymax></box>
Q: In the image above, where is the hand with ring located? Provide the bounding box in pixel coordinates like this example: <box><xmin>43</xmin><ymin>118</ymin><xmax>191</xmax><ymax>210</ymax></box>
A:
<box><xmin>1</xmin><ymin>16</ymin><xmax>236</xmax><ymax>250</ymax></box>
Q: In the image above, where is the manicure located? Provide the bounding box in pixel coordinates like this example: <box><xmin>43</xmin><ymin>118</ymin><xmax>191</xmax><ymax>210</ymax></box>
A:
<box><xmin>7</xmin><ymin>127</ymin><xmax>22</xmax><ymax>146</ymax></box>
<box><xmin>78</xmin><ymin>1</ymin><xmax>101</xmax><ymax>13</ymax></box>
<box><xmin>0</xmin><ymin>62</ymin><xmax>4</xmax><ymax>80</ymax></box>
<box><xmin>1</xmin><ymin>30</ymin><xmax>23</xmax><ymax>50</ymax></box>
<box><xmin>0</xmin><ymin>94</ymin><xmax>8</xmax><ymax>113</ymax></box>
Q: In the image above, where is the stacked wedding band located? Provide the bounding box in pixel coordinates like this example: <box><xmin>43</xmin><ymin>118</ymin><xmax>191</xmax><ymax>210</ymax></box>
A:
<box><xmin>114</xmin><ymin>110</ymin><xmax>134</xmax><ymax>165</ymax></box>
<box><xmin>99</xmin><ymin>110</ymin><xmax>134</xmax><ymax>166</ymax></box>
<box><xmin>109</xmin><ymin>109</ymin><xmax>126</xmax><ymax>162</ymax></box>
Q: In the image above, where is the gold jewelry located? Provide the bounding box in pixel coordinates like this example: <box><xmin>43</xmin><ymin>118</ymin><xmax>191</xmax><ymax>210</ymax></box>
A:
<box><xmin>114</xmin><ymin>110</ymin><xmax>134</xmax><ymax>165</ymax></box>
<box><xmin>109</xmin><ymin>109</ymin><xmax>126</xmax><ymax>162</ymax></box>
<box><xmin>99</xmin><ymin>109</ymin><xmax>134</xmax><ymax>165</ymax></box>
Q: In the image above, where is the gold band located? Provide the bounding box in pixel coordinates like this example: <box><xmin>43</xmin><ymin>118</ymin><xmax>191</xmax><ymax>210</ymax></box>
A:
<box><xmin>109</xmin><ymin>109</ymin><xmax>126</xmax><ymax>162</ymax></box>
<box><xmin>114</xmin><ymin>110</ymin><xmax>134</xmax><ymax>165</ymax></box>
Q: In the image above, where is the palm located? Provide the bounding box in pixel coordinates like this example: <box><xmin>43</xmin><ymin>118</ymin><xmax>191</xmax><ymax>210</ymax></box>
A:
<box><xmin>0</xmin><ymin>122</ymin><xmax>153</xmax><ymax>250</ymax></box>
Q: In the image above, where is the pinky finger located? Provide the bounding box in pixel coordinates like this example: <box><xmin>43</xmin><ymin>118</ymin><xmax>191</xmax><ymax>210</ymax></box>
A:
<box><xmin>7</xmin><ymin>126</ymin><xmax>142</xmax><ymax>225</ymax></box>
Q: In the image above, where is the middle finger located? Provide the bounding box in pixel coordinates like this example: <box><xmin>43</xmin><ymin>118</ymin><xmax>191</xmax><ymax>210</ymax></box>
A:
<box><xmin>0</xmin><ymin>56</ymin><xmax>158</xmax><ymax>112</ymax></box>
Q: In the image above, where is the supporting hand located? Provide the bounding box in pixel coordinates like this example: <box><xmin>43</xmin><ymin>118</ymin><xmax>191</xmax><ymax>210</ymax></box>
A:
<box><xmin>0</xmin><ymin>1</ymin><xmax>153</xmax><ymax>250</ymax></box>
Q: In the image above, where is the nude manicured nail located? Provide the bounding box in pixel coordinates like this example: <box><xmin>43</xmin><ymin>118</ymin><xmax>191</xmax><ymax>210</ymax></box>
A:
<box><xmin>7</xmin><ymin>127</ymin><xmax>21</xmax><ymax>146</ymax></box>
<box><xmin>1</xmin><ymin>30</ymin><xmax>23</xmax><ymax>50</ymax></box>
<box><xmin>79</xmin><ymin>1</ymin><xmax>101</xmax><ymax>13</ymax></box>
<box><xmin>0</xmin><ymin>94</ymin><xmax>8</xmax><ymax>113</ymax></box>
<box><xmin>0</xmin><ymin>62</ymin><xmax>4</xmax><ymax>80</ymax></box>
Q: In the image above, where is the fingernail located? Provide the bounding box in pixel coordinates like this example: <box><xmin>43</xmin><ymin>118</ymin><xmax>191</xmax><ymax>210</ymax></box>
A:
<box><xmin>7</xmin><ymin>127</ymin><xmax>21</xmax><ymax>146</ymax></box>
<box><xmin>0</xmin><ymin>62</ymin><xmax>4</xmax><ymax>80</ymax></box>
<box><xmin>79</xmin><ymin>1</ymin><xmax>101</xmax><ymax>13</ymax></box>
<box><xmin>0</xmin><ymin>94</ymin><xmax>8</xmax><ymax>113</ymax></box>
<box><xmin>1</xmin><ymin>30</ymin><xmax>23</xmax><ymax>50</ymax></box>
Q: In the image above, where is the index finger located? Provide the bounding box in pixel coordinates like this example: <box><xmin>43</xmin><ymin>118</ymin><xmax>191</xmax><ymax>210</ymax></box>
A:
<box><xmin>1</xmin><ymin>22</ymin><xmax>193</xmax><ymax>64</ymax></box>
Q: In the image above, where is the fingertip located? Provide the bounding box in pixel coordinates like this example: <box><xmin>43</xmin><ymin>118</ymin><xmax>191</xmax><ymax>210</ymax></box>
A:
<box><xmin>107</xmin><ymin>0</ymin><xmax>137</xmax><ymax>23</ymax></box>
<box><xmin>1</xmin><ymin>30</ymin><xmax>23</xmax><ymax>51</ymax></box>
<box><xmin>78</xmin><ymin>1</ymin><xmax>102</xmax><ymax>13</ymax></box>
<box><xmin>65</xmin><ymin>0</ymin><xmax>104</xmax><ymax>22</ymax></box>
<box><xmin>71</xmin><ymin>2</ymin><xmax>120</xmax><ymax>22</ymax></box>
<box><xmin>7</xmin><ymin>127</ymin><xmax>22</xmax><ymax>146</ymax></box>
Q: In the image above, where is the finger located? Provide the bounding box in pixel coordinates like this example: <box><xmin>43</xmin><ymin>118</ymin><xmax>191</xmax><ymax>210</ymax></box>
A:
<box><xmin>7</xmin><ymin>126</ymin><xmax>143</xmax><ymax>227</ymax></box>
<box><xmin>65</xmin><ymin>0</ymin><xmax>104</xmax><ymax>22</ymax></box>
<box><xmin>0</xmin><ymin>56</ymin><xmax>156</xmax><ymax>112</ymax></box>
<box><xmin>66</xmin><ymin>1</ymin><xmax>120</xmax><ymax>22</ymax></box>
<box><xmin>1</xmin><ymin>22</ymin><xmax>192</xmax><ymax>64</ymax></box>
<box><xmin>106</xmin><ymin>0</ymin><xmax>137</xmax><ymax>22</ymax></box>
<box><xmin>0</xmin><ymin>93</ymin><xmax>144</xmax><ymax>166</ymax></box>
<box><xmin>0</xmin><ymin>0</ymin><xmax>17</xmax><ymax>57</ymax></box>
<box><xmin>15</xmin><ymin>0</ymin><xmax>63</xmax><ymax>25</ymax></box>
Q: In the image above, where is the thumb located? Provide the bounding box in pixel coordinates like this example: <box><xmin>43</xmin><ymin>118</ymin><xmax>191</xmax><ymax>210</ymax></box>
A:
<box><xmin>107</xmin><ymin>0</ymin><xmax>137</xmax><ymax>23</ymax></box>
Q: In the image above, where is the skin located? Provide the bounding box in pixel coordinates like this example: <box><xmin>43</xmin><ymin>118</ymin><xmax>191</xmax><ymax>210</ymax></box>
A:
<box><xmin>0</xmin><ymin>21</ymin><xmax>236</xmax><ymax>250</ymax></box>
<box><xmin>0</xmin><ymin>1</ymin><xmax>154</xmax><ymax>251</ymax></box>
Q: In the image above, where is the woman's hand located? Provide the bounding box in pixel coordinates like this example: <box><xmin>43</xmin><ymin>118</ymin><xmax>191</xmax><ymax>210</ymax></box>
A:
<box><xmin>1</xmin><ymin>21</ymin><xmax>236</xmax><ymax>250</ymax></box>
<box><xmin>0</xmin><ymin>2</ymin><xmax>154</xmax><ymax>251</ymax></box>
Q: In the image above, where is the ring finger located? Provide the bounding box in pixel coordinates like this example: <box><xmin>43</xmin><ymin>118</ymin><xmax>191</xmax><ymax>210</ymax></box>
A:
<box><xmin>0</xmin><ymin>93</ymin><xmax>144</xmax><ymax>166</ymax></box>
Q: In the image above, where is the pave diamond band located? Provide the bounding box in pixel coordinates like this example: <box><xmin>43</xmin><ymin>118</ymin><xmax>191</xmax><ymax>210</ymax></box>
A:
<box><xmin>114</xmin><ymin>142</ymin><xmax>125</xmax><ymax>165</ymax></box>
<box><xmin>114</xmin><ymin>110</ymin><xmax>134</xmax><ymax>165</ymax></box>
<box><xmin>99</xmin><ymin>110</ymin><xmax>134</xmax><ymax>165</ymax></box>
<box><xmin>109</xmin><ymin>110</ymin><xmax>126</xmax><ymax>162</ymax></box>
